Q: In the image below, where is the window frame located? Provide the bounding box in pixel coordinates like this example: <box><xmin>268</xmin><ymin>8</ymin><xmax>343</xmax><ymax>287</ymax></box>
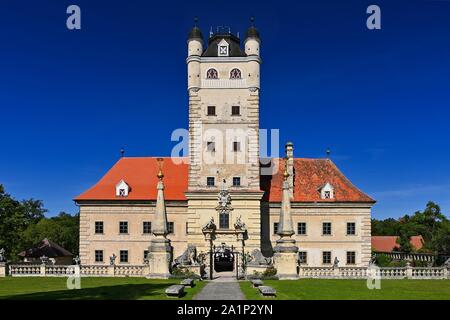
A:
<box><xmin>298</xmin><ymin>251</ymin><xmax>307</xmax><ymax>264</ymax></box>
<box><xmin>232</xmin><ymin>177</ymin><xmax>241</xmax><ymax>187</ymax></box>
<box><xmin>95</xmin><ymin>250</ymin><xmax>103</xmax><ymax>263</ymax></box>
<box><xmin>273</xmin><ymin>222</ymin><xmax>279</xmax><ymax>235</ymax></box>
<box><xmin>207</xmin><ymin>106</ymin><xmax>216</xmax><ymax>116</ymax></box>
<box><xmin>231</xmin><ymin>105</ymin><xmax>240</xmax><ymax>116</ymax></box>
<box><xmin>219</xmin><ymin>213</ymin><xmax>230</xmax><ymax>229</ymax></box>
<box><xmin>119</xmin><ymin>250</ymin><xmax>129</xmax><ymax>263</ymax></box>
<box><xmin>346</xmin><ymin>251</ymin><xmax>356</xmax><ymax>265</ymax></box>
<box><xmin>297</xmin><ymin>222</ymin><xmax>307</xmax><ymax>235</ymax></box>
<box><xmin>229</xmin><ymin>68</ymin><xmax>242</xmax><ymax>79</ymax></box>
<box><xmin>322</xmin><ymin>222</ymin><xmax>332</xmax><ymax>236</ymax></box>
<box><xmin>322</xmin><ymin>251</ymin><xmax>332</xmax><ymax>265</ymax></box>
<box><xmin>167</xmin><ymin>222</ymin><xmax>174</xmax><ymax>234</ymax></box>
<box><xmin>95</xmin><ymin>221</ymin><xmax>104</xmax><ymax>234</ymax></box>
<box><xmin>206</xmin><ymin>68</ymin><xmax>218</xmax><ymax>79</ymax></box>
<box><xmin>143</xmin><ymin>221</ymin><xmax>152</xmax><ymax>234</ymax></box>
<box><xmin>346</xmin><ymin>222</ymin><xmax>356</xmax><ymax>236</ymax></box>
<box><xmin>206</xmin><ymin>177</ymin><xmax>215</xmax><ymax>187</ymax></box>
<box><xmin>119</xmin><ymin>221</ymin><xmax>128</xmax><ymax>234</ymax></box>
<box><xmin>233</xmin><ymin>141</ymin><xmax>241</xmax><ymax>152</ymax></box>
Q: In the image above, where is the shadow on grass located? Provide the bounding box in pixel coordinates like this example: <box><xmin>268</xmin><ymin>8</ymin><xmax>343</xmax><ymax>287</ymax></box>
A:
<box><xmin>2</xmin><ymin>283</ymin><xmax>183</xmax><ymax>300</ymax></box>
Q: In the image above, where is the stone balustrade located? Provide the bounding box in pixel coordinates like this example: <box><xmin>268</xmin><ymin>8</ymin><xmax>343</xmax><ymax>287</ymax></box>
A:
<box><xmin>8</xmin><ymin>264</ymin><xmax>148</xmax><ymax>277</ymax></box>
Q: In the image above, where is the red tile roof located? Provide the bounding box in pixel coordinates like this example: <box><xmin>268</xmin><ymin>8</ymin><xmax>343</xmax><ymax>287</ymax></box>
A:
<box><xmin>371</xmin><ymin>235</ymin><xmax>424</xmax><ymax>252</ymax></box>
<box><xmin>74</xmin><ymin>157</ymin><xmax>374</xmax><ymax>203</ymax></box>
<box><xmin>261</xmin><ymin>158</ymin><xmax>374</xmax><ymax>203</ymax></box>
<box><xmin>75</xmin><ymin>157</ymin><xmax>189</xmax><ymax>201</ymax></box>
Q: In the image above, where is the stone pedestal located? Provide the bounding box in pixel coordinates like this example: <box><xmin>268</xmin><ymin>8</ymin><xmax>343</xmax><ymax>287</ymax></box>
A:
<box><xmin>273</xmin><ymin>239</ymin><xmax>298</xmax><ymax>280</ymax></box>
<box><xmin>147</xmin><ymin>238</ymin><xmax>172</xmax><ymax>279</ymax></box>
<box><xmin>0</xmin><ymin>263</ymin><xmax>7</xmax><ymax>277</ymax></box>
<box><xmin>180</xmin><ymin>264</ymin><xmax>202</xmax><ymax>277</ymax></box>
<box><xmin>108</xmin><ymin>265</ymin><xmax>115</xmax><ymax>276</ymax></box>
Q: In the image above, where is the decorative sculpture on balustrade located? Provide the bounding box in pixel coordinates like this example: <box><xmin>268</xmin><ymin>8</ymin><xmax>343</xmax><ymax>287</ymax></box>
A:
<box><xmin>444</xmin><ymin>258</ymin><xmax>450</xmax><ymax>268</ymax></box>
<box><xmin>110</xmin><ymin>254</ymin><xmax>116</xmax><ymax>266</ymax></box>
<box><xmin>73</xmin><ymin>256</ymin><xmax>80</xmax><ymax>265</ymax></box>
<box><xmin>40</xmin><ymin>255</ymin><xmax>48</xmax><ymax>265</ymax></box>
<box><xmin>0</xmin><ymin>248</ymin><xmax>5</xmax><ymax>262</ymax></box>
<box><xmin>333</xmin><ymin>257</ymin><xmax>340</xmax><ymax>269</ymax></box>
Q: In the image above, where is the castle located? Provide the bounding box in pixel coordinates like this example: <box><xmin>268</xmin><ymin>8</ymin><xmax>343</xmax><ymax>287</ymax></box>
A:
<box><xmin>75</xmin><ymin>21</ymin><xmax>375</xmax><ymax>274</ymax></box>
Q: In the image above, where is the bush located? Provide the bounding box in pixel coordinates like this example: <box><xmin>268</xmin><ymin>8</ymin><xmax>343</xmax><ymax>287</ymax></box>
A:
<box><xmin>262</xmin><ymin>266</ymin><xmax>277</xmax><ymax>277</ymax></box>
<box><xmin>375</xmin><ymin>254</ymin><xmax>392</xmax><ymax>267</ymax></box>
<box><xmin>170</xmin><ymin>267</ymin><xmax>201</xmax><ymax>279</ymax></box>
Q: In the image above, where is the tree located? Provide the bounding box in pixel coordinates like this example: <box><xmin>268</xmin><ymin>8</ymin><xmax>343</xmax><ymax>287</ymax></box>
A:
<box><xmin>0</xmin><ymin>185</ymin><xmax>46</xmax><ymax>261</ymax></box>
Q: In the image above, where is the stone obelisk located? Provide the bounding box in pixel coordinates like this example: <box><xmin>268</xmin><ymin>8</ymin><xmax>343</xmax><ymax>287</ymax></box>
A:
<box><xmin>273</xmin><ymin>158</ymin><xmax>299</xmax><ymax>279</ymax></box>
<box><xmin>147</xmin><ymin>160</ymin><xmax>172</xmax><ymax>279</ymax></box>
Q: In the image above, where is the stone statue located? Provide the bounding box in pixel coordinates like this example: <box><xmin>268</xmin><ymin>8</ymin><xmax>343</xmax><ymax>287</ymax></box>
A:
<box><xmin>333</xmin><ymin>257</ymin><xmax>339</xmax><ymax>269</ymax></box>
<box><xmin>247</xmin><ymin>249</ymin><xmax>272</xmax><ymax>265</ymax></box>
<box><xmin>202</xmin><ymin>217</ymin><xmax>216</xmax><ymax>232</ymax></box>
<box><xmin>40</xmin><ymin>255</ymin><xmax>49</xmax><ymax>265</ymax></box>
<box><xmin>234</xmin><ymin>215</ymin><xmax>247</xmax><ymax>230</ymax></box>
<box><xmin>73</xmin><ymin>256</ymin><xmax>80</xmax><ymax>265</ymax></box>
<box><xmin>444</xmin><ymin>258</ymin><xmax>450</xmax><ymax>268</ymax></box>
<box><xmin>109</xmin><ymin>254</ymin><xmax>116</xmax><ymax>266</ymax></box>
<box><xmin>196</xmin><ymin>252</ymin><xmax>207</xmax><ymax>265</ymax></box>
<box><xmin>0</xmin><ymin>248</ymin><xmax>5</xmax><ymax>262</ymax></box>
<box><xmin>173</xmin><ymin>245</ymin><xmax>198</xmax><ymax>267</ymax></box>
<box><xmin>369</xmin><ymin>254</ymin><xmax>377</xmax><ymax>266</ymax></box>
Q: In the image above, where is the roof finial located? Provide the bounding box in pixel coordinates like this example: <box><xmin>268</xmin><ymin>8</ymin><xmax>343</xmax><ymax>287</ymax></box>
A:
<box><xmin>326</xmin><ymin>148</ymin><xmax>331</xmax><ymax>159</ymax></box>
<box><xmin>157</xmin><ymin>158</ymin><xmax>164</xmax><ymax>180</ymax></box>
<box><xmin>250</xmin><ymin>17</ymin><xmax>255</xmax><ymax>26</ymax></box>
<box><xmin>120</xmin><ymin>147</ymin><xmax>125</xmax><ymax>157</ymax></box>
<box><xmin>194</xmin><ymin>17</ymin><xmax>198</xmax><ymax>26</ymax></box>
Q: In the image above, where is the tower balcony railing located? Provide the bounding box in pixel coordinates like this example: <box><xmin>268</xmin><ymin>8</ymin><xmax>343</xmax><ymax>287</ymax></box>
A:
<box><xmin>201</xmin><ymin>78</ymin><xmax>248</xmax><ymax>89</ymax></box>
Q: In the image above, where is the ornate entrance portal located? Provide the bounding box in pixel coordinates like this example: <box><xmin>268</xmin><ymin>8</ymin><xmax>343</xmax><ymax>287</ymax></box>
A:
<box><xmin>214</xmin><ymin>243</ymin><xmax>234</xmax><ymax>272</ymax></box>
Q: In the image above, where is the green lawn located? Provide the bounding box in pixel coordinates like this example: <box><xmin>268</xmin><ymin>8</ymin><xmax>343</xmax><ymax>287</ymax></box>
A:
<box><xmin>240</xmin><ymin>279</ymin><xmax>450</xmax><ymax>300</ymax></box>
<box><xmin>0</xmin><ymin>277</ymin><xmax>206</xmax><ymax>300</ymax></box>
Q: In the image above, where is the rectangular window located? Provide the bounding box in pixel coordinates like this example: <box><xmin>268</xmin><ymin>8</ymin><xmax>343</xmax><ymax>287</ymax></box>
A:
<box><xmin>273</xmin><ymin>222</ymin><xmax>279</xmax><ymax>234</ymax></box>
<box><xmin>95</xmin><ymin>221</ymin><xmax>104</xmax><ymax>234</ymax></box>
<box><xmin>207</xmin><ymin>141</ymin><xmax>215</xmax><ymax>152</ymax></box>
<box><xmin>219</xmin><ymin>213</ymin><xmax>229</xmax><ymax>229</ymax></box>
<box><xmin>120</xmin><ymin>250</ymin><xmax>128</xmax><ymax>263</ymax></box>
<box><xmin>347</xmin><ymin>252</ymin><xmax>356</xmax><ymax>265</ymax></box>
<box><xmin>297</xmin><ymin>222</ymin><xmax>306</xmax><ymax>235</ymax></box>
<box><xmin>207</xmin><ymin>106</ymin><xmax>216</xmax><ymax>116</ymax></box>
<box><xmin>298</xmin><ymin>251</ymin><xmax>307</xmax><ymax>264</ymax></box>
<box><xmin>167</xmin><ymin>222</ymin><xmax>174</xmax><ymax>234</ymax></box>
<box><xmin>323</xmin><ymin>251</ymin><xmax>332</xmax><ymax>264</ymax></box>
<box><xmin>231</xmin><ymin>106</ymin><xmax>240</xmax><ymax>116</ymax></box>
<box><xmin>144</xmin><ymin>250</ymin><xmax>149</xmax><ymax>261</ymax></box>
<box><xmin>347</xmin><ymin>222</ymin><xmax>356</xmax><ymax>235</ymax></box>
<box><xmin>233</xmin><ymin>141</ymin><xmax>240</xmax><ymax>152</ymax></box>
<box><xmin>322</xmin><ymin>222</ymin><xmax>332</xmax><ymax>235</ymax></box>
<box><xmin>143</xmin><ymin>221</ymin><xmax>152</xmax><ymax>234</ymax></box>
<box><xmin>207</xmin><ymin>177</ymin><xmax>215</xmax><ymax>187</ymax></box>
<box><xmin>95</xmin><ymin>250</ymin><xmax>103</xmax><ymax>262</ymax></box>
<box><xmin>186</xmin><ymin>222</ymin><xmax>189</xmax><ymax>235</ymax></box>
<box><xmin>232</xmin><ymin>177</ymin><xmax>241</xmax><ymax>187</ymax></box>
<box><xmin>119</xmin><ymin>221</ymin><xmax>128</xmax><ymax>234</ymax></box>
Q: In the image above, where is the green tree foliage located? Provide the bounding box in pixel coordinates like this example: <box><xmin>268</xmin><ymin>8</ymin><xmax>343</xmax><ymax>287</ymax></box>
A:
<box><xmin>372</xmin><ymin>201</ymin><xmax>449</xmax><ymax>254</ymax></box>
<box><xmin>0</xmin><ymin>184</ymin><xmax>79</xmax><ymax>261</ymax></box>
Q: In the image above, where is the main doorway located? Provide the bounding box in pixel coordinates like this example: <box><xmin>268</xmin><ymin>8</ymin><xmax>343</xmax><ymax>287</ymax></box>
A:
<box><xmin>214</xmin><ymin>243</ymin><xmax>235</xmax><ymax>272</ymax></box>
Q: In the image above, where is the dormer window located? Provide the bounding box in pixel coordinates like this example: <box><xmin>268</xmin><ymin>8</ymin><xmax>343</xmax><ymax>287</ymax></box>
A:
<box><xmin>230</xmin><ymin>68</ymin><xmax>241</xmax><ymax>79</ymax></box>
<box><xmin>217</xmin><ymin>39</ymin><xmax>229</xmax><ymax>57</ymax></box>
<box><xmin>319</xmin><ymin>182</ymin><xmax>334</xmax><ymax>199</ymax></box>
<box><xmin>116</xmin><ymin>180</ymin><xmax>130</xmax><ymax>197</ymax></box>
<box><xmin>206</xmin><ymin>68</ymin><xmax>218</xmax><ymax>79</ymax></box>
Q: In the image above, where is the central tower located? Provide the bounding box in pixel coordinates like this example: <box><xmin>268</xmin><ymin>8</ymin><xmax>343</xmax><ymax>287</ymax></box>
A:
<box><xmin>186</xmin><ymin>21</ymin><xmax>261</xmax><ymax>191</ymax></box>
<box><xmin>185</xmin><ymin>20</ymin><xmax>264</xmax><ymax>263</ymax></box>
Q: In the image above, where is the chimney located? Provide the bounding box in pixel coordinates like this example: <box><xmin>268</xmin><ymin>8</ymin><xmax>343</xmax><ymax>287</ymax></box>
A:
<box><xmin>285</xmin><ymin>142</ymin><xmax>294</xmax><ymax>199</ymax></box>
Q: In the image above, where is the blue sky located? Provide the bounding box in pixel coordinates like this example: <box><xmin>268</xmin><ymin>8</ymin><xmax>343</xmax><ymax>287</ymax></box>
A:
<box><xmin>1</xmin><ymin>0</ymin><xmax>449</xmax><ymax>219</ymax></box>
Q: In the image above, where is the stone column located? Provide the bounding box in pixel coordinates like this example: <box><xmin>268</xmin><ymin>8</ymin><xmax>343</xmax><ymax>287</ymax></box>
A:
<box><xmin>147</xmin><ymin>164</ymin><xmax>172</xmax><ymax>279</ymax></box>
<box><xmin>0</xmin><ymin>263</ymin><xmax>7</xmax><ymax>277</ymax></box>
<box><xmin>273</xmin><ymin>163</ymin><xmax>299</xmax><ymax>280</ymax></box>
<box><xmin>405</xmin><ymin>261</ymin><xmax>413</xmax><ymax>279</ymax></box>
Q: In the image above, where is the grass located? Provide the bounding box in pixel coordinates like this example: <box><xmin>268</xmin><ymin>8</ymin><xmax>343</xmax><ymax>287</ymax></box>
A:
<box><xmin>240</xmin><ymin>279</ymin><xmax>450</xmax><ymax>300</ymax></box>
<box><xmin>0</xmin><ymin>277</ymin><xmax>206</xmax><ymax>300</ymax></box>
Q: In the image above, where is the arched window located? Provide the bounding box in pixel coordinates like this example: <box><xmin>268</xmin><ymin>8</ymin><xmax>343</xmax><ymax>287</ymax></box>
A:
<box><xmin>230</xmin><ymin>68</ymin><xmax>242</xmax><ymax>79</ymax></box>
<box><xmin>206</xmin><ymin>68</ymin><xmax>218</xmax><ymax>79</ymax></box>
